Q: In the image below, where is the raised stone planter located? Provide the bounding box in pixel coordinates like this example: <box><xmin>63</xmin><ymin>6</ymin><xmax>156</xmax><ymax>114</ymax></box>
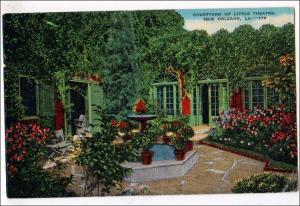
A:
<box><xmin>122</xmin><ymin>150</ymin><xmax>198</xmax><ymax>182</ymax></box>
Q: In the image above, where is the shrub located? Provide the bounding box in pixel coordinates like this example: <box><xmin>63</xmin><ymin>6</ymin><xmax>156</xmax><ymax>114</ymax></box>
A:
<box><xmin>76</xmin><ymin>107</ymin><xmax>134</xmax><ymax>196</ymax></box>
<box><xmin>232</xmin><ymin>172</ymin><xmax>298</xmax><ymax>193</ymax></box>
<box><xmin>7</xmin><ymin>163</ymin><xmax>73</xmax><ymax>198</ymax></box>
<box><xmin>6</xmin><ymin>122</ymin><xmax>73</xmax><ymax>197</ymax></box>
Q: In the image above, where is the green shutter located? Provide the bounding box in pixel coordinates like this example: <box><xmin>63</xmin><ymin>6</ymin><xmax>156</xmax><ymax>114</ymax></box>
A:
<box><xmin>89</xmin><ymin>83</ymin><xmax>103</xmax><ymax>133</ymax></box>
<box><xmin>39</xmin><ymin>80</ymin><xmax>54</xmax><ymax>116</ymax></box>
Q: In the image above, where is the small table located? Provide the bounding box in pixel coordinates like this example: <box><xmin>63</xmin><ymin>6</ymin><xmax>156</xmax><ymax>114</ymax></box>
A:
<box><xmin>127</xmin><ymin>114</ymin><xmax>157</xmax><ymax>133</ymax></box>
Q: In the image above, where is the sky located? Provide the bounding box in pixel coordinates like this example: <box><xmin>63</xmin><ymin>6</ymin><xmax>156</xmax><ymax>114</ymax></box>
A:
<box><xmin>176</xmin><ymin>7</ymin><xmax>294</xmax><ymax>34</ymax></box>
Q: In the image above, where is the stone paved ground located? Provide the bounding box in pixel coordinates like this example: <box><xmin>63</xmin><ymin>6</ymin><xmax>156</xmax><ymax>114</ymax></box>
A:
<box><xmin>66</xmin><ymin>143</ymin><xmax>265</xmax><ymax>196</ymax></box>
<box><xmin>120</xmin><ymin>144</ymin><xmax>265</xmax><ymax>195</ymax></box>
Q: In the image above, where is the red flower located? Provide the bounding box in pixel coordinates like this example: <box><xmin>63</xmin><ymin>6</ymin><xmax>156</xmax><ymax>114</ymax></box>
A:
<box><xmin>111</xmin><ymin>120</ymin><xmax>119</xmax><ymax>127</ymax></box>
<box><xmin>173</xmin><ymin>121</ymin><xmax>184</xmax><ymax>127</ymax></box>
<box><xmin>134</xmin><ymin>99</ymin><xmax>147</xmax><ymax>114</ymax></box>
<box><xmin>6</xmin><ymin>122</ymin><xmax>52</xmax><ymax>177</ymax></box>
<box><xmin>119</xmin><ymin>121</ymin><xmax>129</xmax><ymax>129</ymax></box>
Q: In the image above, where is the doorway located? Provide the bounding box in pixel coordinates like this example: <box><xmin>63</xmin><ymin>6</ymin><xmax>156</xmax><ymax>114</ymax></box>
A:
<box><xmin>70</xmin><ymin>81</ymin><xmax>88</xmax><ymax>134</ymax></box>
<box><xmin>202</xmin><ymin>84</ymin><xmax>209</xmax><ymax>124</ymax></box>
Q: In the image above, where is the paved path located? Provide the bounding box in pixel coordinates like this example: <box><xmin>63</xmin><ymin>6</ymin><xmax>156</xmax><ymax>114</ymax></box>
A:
<box><xmin>66</xmin><ymin>144</ymin><xmax>265</xmax><ymax>196</ymax></box>
<box><xmin>121</xmin><ymin>144</ymin><xmax>265</xmax><ymax>195</ymax></box>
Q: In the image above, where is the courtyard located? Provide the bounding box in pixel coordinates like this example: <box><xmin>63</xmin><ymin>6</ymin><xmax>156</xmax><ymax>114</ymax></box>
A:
<box><xmin>3</xmin><ymin>7</ymin><xmax>298</xmax><ymax>199</ymax></box>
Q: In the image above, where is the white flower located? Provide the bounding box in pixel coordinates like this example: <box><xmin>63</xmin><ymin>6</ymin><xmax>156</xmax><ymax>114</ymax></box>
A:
<box><xmin>248</xmin><ymin>142</ymin><xmax>251</xmax><ymax>146</ymax></box>
<box><xmin>240</xmin><ymin>140</ymin><xmax>244</xmax><ymax>144</ymax></box>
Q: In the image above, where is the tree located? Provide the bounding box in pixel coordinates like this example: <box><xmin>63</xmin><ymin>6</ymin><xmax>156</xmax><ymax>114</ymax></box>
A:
<box><xmin>103</xmin><ymin>12</ymin><xmax>140</xmax><ymax>118</ymax></box>
<box><xmin>262</xmin><ymin>54</ymin><xmax>296</xmax><ymax>104</ymax></box>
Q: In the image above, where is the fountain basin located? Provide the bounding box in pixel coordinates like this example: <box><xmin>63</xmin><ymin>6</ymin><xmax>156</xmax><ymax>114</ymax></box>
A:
<box><xmin>149</xmin><ymin>144</ymin><xmax>175</xmax><ymax>161</ymax></box>
<box><xmin>122</xmin><ymin>150</ymin><xmax>198</xmax><ymax>182</ymax></box>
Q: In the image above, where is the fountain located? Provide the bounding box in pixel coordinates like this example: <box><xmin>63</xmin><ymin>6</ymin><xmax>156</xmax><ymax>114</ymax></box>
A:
<box><xmin>122</xmin><ymin>144</ymin><xmax>198</xmax><ymax>183</ymax></box>
<box><xmin>127</xmin><ymin>113</ymin><xmax>157</xmax><ymax>133</ymax></box>
<box><xmin>123</xmin><ymin>99</ymin><xmax>198</xmax><ymax>182</ymax></box>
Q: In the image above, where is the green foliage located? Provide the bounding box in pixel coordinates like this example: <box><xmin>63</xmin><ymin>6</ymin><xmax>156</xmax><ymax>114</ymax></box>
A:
<box><xmin>7</xmin><ymin>164</ymin><xmax>74</xmax><ymax>198</ymax></box>
<box><xmin>144</xmin><ymin>23</ymin><xmax>295</xmax><ymax>90</ymax></box>
<box><xmin>232</xmin><ymin>172</ymin><xmax>298</xmax><ymax>193</ymax></box>
<box><xmin>130</xmin><ymin>125</ymin><xmax>160</xmax><ymax>152</ymax></box>
<box><xmin>38</xmin><ymin>116</ymin><xmax>55</xmax><ymax>132</ymax></box>
<box><xmin>103</xmin><ymin>12</ymin><xmax>140</xmax><ymax>118</ymax></box>
<box><xmin>77</xmin><ymin>133</ymin><xmax>131</xmax><ymax>195</ymax></box>
<box><xmin>262</xmin><ymin>54</ymin><xmax>296</xmax><ymax>104</ymax></box>
<box><xmin>3</xmin><ymin>12</ymin><xmax>108</xmax><ymax>77</ymax></box>
<box><xmin>6</xmin><ymin>122</ymin><xmax>73</xmax><ymax>197</ymax></box>
<box><xmin>76</xmin><ymin>107</ymin><xmax>132</xmax><ymax>196</ymax></box>
<box><xmin>3</xmin><ymin>67</ymin><xmax>25</xmax><ymax>126</ymax></box>
<box><xmin>3</xmin><ymin>10</ymin><xmax>295</xmax><ymax>123</ymax></box>
<box><xmin>180</xmin><ymin>125</ymin><xmax>195</xmax><ymax>142</ymax></box>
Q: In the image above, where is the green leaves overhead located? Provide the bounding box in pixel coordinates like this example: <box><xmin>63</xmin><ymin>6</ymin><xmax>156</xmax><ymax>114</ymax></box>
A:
<box><xmin>3</xmin><ymin>10</ymin><xmax>295</xmax><ymax>119</ymax></box>
<box><xmin>144</xmin><ymin>22</ymin><xmax>295</xmax><ymax>89</ymax></box>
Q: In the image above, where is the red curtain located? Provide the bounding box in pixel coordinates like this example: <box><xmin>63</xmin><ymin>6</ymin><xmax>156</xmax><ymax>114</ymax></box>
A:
<box><xmin>230</xmin><ymin>89</ymin><xmax>243</xmax><ymax>111</ymax></box>
<box><xmin>55</xmin><ymin>99</ymin><xmax>65</xmax><ymax>130</ymax></box>
<box><xmin>182</xmin><ymin>95</ymin><xmax>191</xmax><ymax>116</ymax></box>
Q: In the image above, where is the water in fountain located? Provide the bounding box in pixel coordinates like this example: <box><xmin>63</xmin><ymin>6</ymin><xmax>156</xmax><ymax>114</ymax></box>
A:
<box><xmin>149</xmin><ymin>144</ymin><xmax>175</xmax><ymax>161</ymax></box>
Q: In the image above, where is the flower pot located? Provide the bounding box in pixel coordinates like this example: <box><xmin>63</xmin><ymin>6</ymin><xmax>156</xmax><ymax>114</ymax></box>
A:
<box><xmin>162</xmin><ymin>136</ymin><xmax>171</xmax><ymax>144</ymax></box>
<box><xmin>174</xmin><ymin>149</ymin><xmax>185</xmax><ymax>161</ymax></box>
<box><xmin>184</xmin><ymin>140</ymin><xmax>193</xmax><ymax>152</ymax></box>
<box><xmin>141</xmin><ymin>150</ymin><xmax>153</xmax><ymax>165</ymax></box>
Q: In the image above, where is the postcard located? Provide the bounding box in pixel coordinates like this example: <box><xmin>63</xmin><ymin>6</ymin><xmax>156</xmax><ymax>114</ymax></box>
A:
<box><xmin>1</xmin><ymin>1</ymin><xmax>298</xmax><ymax>205</ymax></box>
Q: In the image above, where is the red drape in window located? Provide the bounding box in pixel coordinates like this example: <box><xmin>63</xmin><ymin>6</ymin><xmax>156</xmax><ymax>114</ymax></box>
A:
<box><xmin>230</xmin><ymin>89</ymin><xmax>243</xmax><ymax>111</ymax></box>
<box><xmin>55</xmin><ymin>99</ymin><xmax>65</xmax><ymax>130</ymax></box>
<box><xmin>182</xmin><ymin>94</ymin><xmax>191</xmax><ymax>116</ymax></box>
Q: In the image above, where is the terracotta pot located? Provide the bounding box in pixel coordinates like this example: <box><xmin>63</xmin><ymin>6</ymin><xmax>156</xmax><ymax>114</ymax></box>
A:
<box><xmin>162</xmin><ymin>136</ymin><xmax>171</xmax><ymax>144</ymax></box>
<box><xmin>174</xmin><ymin>149</ymin><xmax>185</xmax><ymax>161</ymax></box>
<box><xmin>141</xmin><ymin>150</ymin><xmax>153</xmax><ymax>165</ymax></box>
<box><xmin>184</xmin><ymin>140</ymin><xmax>193</xmax><ymax>152</ymax></box>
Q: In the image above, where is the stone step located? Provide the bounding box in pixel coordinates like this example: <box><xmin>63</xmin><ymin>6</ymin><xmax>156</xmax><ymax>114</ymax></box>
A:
<box><xmin>193</xmin><ymin>126</ymin><xmax>210</xmax><ymax>135</ymax></box>
<box><xmin>190</xmin><ymin>133</ymin><xmax>209</xmax><ymax>142</ymax></box>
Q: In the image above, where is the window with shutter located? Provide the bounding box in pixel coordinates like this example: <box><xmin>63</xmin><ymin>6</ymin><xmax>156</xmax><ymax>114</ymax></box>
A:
<box><xmin>39</xmin><ymin>80</ymin><xmax>55</xmax><ymax>116</ymax></box>
<box><xmin>89</xmin><ymin>83</ymin><xmax>104</xmax><ymax>133</ymax></box>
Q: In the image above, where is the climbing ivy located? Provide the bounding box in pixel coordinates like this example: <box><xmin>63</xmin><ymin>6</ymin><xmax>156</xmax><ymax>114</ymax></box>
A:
<box><xmin>3</xmin><ymin>10</ymin><xmax>295</xmax><ymax>124</ymax></box>
<box><xmin>143</xmin><ymin>23</ymin><xmax>295</xmax><ymax>91</ymax></box>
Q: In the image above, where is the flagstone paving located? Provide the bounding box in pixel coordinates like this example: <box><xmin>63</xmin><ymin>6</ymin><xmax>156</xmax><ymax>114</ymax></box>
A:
<box><xmin>65</xmin><ymin>144</ymin><xmax>265</xmax><ymax>196</ymax></box>
<box><xmin>120</xmin><ymin>144</ymin><xmax>265</xmax><ymax>195</ymax></box>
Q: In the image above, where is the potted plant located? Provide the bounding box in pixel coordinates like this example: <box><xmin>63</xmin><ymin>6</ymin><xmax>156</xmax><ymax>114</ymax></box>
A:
<box><xmin>130</xmin><ymin>126</ymin><xmax>159</xmax><ymax>165</ymax></box>
<box><xmin>140</xmin><ymin>134</ymin><xmax>154</xmax><ymax>165</ymax></box>
<box><xmin>171</xmin><ymin>133</ymin><xmax>186</xmax><ymax>161</ymax></box>
<box><xmin>111</xmin><ymin>120</ymin><xmax>132</xmax><ymax>141</ymax></box>
<box><xmin>181</xmin><ymin>125</ymin><xmax>195</xmax><ymax>152</ymax></box>
<box><xmin>170</xmin><ymin>120</ymin><xmax>184</xmax><ymax>133</ymax></box>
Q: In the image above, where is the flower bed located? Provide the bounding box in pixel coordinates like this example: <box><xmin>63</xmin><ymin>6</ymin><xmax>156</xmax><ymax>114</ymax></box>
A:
<box><xmin>209</xmin><ymin>105</ymin><xmax>297</xmax><ymax>165</ymax></box>
<box><xmin>5</xmin><ymin>122</ymin><xmax>73</xmax><ymax>197</ymax></box>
